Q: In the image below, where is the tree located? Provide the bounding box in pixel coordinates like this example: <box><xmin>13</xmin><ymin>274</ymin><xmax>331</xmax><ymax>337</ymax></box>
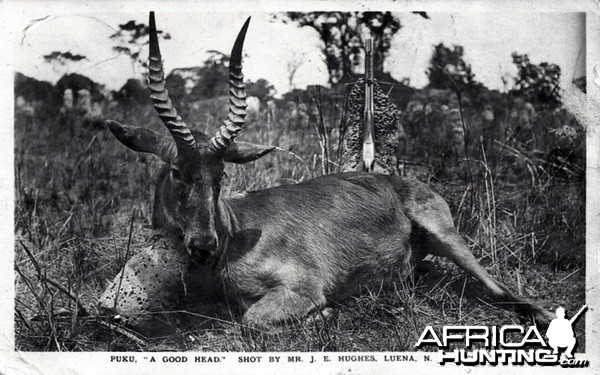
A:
<box><xmin>246</xmin><ymin>78</ymin><xmax>276</xmax><ymax>102</ymax></box>
<box><xmin>113</xmin><ymin>78</ymin><xmax>152</xmax><ymax>106</ymax></box>
<box><xmin>14</xmin><ymin>72</ymin><xmax>58</xmax><ymax>116</ymax></box>
<box><xmin>426</xmin><ymin>43</ymin><xmax>478</xmax><ymax>91</ymax></box>
<box><xmin>510</xmin><ymin>52</ymin><xmax>561</xmax><ymax>107</ymax></box>
<box><xmin>43</xmin><ymin>51</ymin><xmax>87</xmax><ymax>73</ymax></box>
<box><xmin>283</xmin><ymin>12</ymin><xmax>402</xmax><ymax>84</ymax></box>
<box><xmin>55</xmin><ymin>73</ymin><xmax>104</xmax><ymax>103</ymax></box>
<box><xmin>109</xmin><ymin>19</ymin><xmax>171</xmax><ymax>76</ymax></box>
<box><xmin>165</xmin><ymin>72</ymin><xmax>187</xmax><ymax>105</ymax></box>
<box><xmin>189</xmin><ymin>50</ymin><xmax>230</xmax><ymax>101</ymax></box>
<box><xmin>164</xmin><ymin>50</ymin><xmax>275</xmax><ymax>104</ymax></box>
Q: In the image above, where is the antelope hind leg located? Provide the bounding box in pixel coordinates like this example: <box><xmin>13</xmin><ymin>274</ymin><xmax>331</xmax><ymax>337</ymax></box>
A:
<box><xmin>426</xmin><ymin>226</ymin><xmax>554</xmax><ymax>323</ymax></box>
<box><xmin>242</xmin><ymin>286</ymin><xmax>327</xmax><ymax>330</ymax></box>
<box><xmin>408</xmin><ymin>192</ymin><xmax>554</xmax><ymax>323</ymax></box>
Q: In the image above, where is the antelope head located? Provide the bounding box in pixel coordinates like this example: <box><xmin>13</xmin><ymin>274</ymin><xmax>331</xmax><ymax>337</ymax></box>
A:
<box><xmin>106</xmin><ymin>12</ymin><xmax>275</xmax><ymax>259</ymax></box>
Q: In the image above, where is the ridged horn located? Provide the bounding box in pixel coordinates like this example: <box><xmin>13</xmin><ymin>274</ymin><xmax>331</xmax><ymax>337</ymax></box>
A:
<box><xmin>208</xmin><ymin>17</ymin><xmax>251</xmax><ymax>154</ymax></box>
<box><xmin>148</xmin><ymin>11</ymin><xmax>196</xmax><ymax>151</ymax></box>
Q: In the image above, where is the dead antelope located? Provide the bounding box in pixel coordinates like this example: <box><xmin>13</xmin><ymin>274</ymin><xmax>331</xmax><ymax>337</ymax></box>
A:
<box><xmin>105</xmin><ymin>12</ymin><xmax>553</xmax><ymax>328</ymax></box>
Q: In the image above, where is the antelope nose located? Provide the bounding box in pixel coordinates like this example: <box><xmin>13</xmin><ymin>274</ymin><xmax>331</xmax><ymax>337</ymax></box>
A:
<box><xmin>184</xmin><ymin>234</ymin><xmax>217</xmax><ymax>263</ymax></box>
<box><xmin>185</xmin><ymin>234</ymin><xmax>218</xmax><ymax>253</ymax></box>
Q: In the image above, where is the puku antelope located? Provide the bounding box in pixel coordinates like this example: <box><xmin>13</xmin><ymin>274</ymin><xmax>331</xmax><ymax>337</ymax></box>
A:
<box><xmin>105</xmin><ymin>12</ymin><xmax>553</xmax><ymax>328</ymax></box>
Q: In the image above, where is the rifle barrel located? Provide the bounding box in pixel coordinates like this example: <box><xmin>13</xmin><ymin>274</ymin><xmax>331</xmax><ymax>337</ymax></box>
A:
<box><xmin>362</xmin><ymin>39</ymin><xmax>375</xmax><ymax>172</ymax></box>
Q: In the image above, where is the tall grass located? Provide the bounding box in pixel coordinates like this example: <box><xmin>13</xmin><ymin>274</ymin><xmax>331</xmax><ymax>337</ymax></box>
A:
<box><xmin>14</xmin><ymin>92</ymin><xmax>585</xmax><ymax>351</ymax></box>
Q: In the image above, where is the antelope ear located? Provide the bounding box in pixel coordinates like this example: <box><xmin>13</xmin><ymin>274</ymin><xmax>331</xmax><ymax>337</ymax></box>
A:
<box><xmin>222</xmin><ymin>141</ymin><xmax>277</xmax><ymax>164</ymax></box>
<box><xmin>106</xmin><ymin>120</ymin><xmax>177</xmax><ymax>163</ymax></box>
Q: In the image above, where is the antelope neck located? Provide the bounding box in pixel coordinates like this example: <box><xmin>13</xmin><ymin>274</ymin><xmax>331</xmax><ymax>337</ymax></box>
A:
<box><xmin>212</xmin><ymin>197</ymin><xmax>236</xmax><ymax>262</ymax></box>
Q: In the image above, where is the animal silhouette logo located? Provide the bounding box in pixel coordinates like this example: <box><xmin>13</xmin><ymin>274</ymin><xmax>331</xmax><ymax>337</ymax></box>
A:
<box><xmin>546</xmin><ymin>305</ymin><xmax>587</xmax><ymax>358</ymax></box>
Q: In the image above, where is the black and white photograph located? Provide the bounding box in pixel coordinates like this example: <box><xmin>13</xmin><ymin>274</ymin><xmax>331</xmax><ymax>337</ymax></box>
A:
<box><xmin>2</xmin><ymin>1</ymin><xmax>598</xmax><ymax>373</ymax></box>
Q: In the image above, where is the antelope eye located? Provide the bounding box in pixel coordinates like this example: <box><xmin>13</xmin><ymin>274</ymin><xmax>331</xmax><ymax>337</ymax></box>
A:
<box><xmin>170</xmin><ymin>167</ymin><xmax>182</xmax><ymax>181</ymax></box>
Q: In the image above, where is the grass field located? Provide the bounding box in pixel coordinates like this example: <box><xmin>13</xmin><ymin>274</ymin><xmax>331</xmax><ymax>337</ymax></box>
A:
<box><xmin>14</xmin><ymin>90</ymin><xmax>586</xmax><ymax>352</ymax></box>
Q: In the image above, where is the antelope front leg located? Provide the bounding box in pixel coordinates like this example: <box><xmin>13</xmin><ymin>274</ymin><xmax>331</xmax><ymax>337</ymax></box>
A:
<box><xmin>242</xmin><ymin>286</ymin><xmax>326</xmax><ymax>329</ymax></box>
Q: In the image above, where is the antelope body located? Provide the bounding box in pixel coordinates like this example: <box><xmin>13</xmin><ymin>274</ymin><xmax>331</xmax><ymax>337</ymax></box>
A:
<box><xmin>106</xmin><ymin>12</ymin><xmax>553</xmax><ymax>328</ymax></box>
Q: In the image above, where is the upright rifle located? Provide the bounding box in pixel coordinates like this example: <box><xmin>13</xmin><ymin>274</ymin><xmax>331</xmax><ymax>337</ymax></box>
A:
<box><xmin>362</xmin><ymin>39</ymin><xmax>375</xmax><ymax>172</ymax></box>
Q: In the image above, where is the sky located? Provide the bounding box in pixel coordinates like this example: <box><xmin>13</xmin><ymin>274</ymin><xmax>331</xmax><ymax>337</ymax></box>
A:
<box><xmin>11</xmin><ymin>10</ymin><xmax>585</xmax><ymax>97</ymax></box>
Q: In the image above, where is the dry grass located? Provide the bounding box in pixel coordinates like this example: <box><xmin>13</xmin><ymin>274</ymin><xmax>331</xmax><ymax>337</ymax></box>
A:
<box><xmin>14</xmin><ymin>94</ymin><xmax>585</xmax><ymax>352</ymax></box>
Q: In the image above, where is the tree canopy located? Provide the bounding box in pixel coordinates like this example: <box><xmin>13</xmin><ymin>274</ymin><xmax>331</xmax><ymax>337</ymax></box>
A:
<box><xmin>109</xmin><ymin>19</ymin><xmax>171</xmax><ymax>75</ymax></box>
<box><xmin>284</xmin><ymin>12</ymin><xmax>402</xmax><ymax>85</ymax></box>
<box><xmin>510</xmin><ymin>52</ymin><xmax>561</xmax><ymax>107</ymax></box>
<box><xmin>43</xmin><ymin>51</ymin><xmax>87</xmax><ymax>65</ymax></box>
<box><xmin>426</xmin><ymin>43</ymin><xmax>478</xmax><ymax>91</ymax></box>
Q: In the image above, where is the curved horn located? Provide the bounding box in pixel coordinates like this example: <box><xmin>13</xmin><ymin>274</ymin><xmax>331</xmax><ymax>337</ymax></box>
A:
<box><xmin>148</xmin><ymin>11</ymin><xmax>196</xmax><ymax>151</ymax></box>
<box><xmin>208</xmin><ymin>17</ymin><xmax>251</xmax><ymax>154</ymax></box>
